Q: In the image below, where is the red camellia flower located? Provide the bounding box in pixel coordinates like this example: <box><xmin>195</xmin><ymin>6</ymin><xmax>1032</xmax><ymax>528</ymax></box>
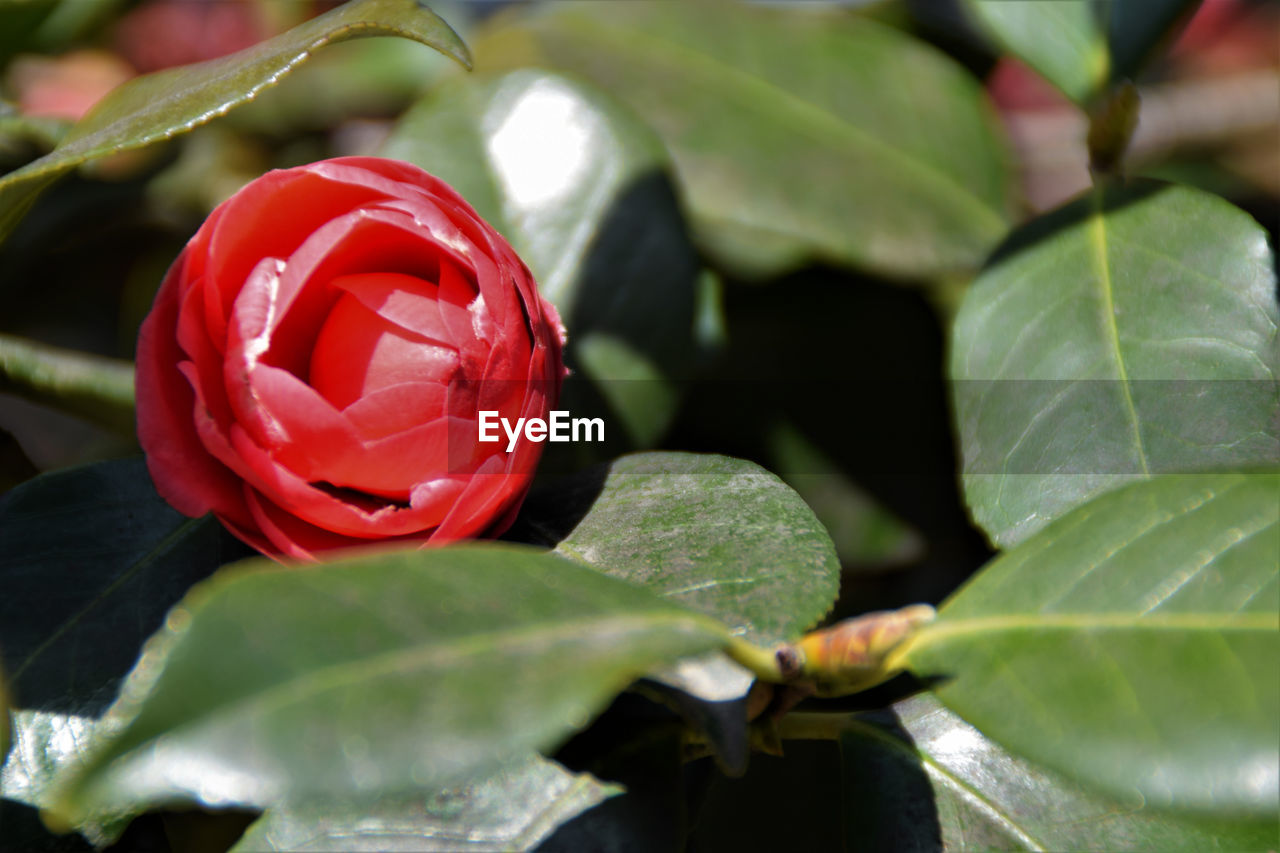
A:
<box><xmin>136</xmin><ymin>157</ymin><xmax>565</xmax><ymax>560</ymax></box>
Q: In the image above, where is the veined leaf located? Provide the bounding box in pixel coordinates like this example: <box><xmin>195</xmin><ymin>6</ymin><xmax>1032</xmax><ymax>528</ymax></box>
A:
<box><xmin>509</xmin><ymin>452</ymin><xmax>840</xmax><ymax>646</ymax></box>
<box><xmin>902</xmin><ymin>472</ymin><xmax>1279</xmax><ymax>815</ymax></box>
<box><xmin>46</xmin><ymin>545</ymin><xmax>727</xmax><ymax>840</ymax></box>
<box><xmin>0</xmin><ymin>0</ymin><xmax>471</xmax><ymax>244</ymax></box>
<box><xmin>952</xmin><ymin>181</ymin><xmax>1280</xmax><ymax>547</ymax></box>
<box><xmin>835</xmin><ymin>694</ymin><xmax>1278</xmax><ymax>851</ymax></box>
<box><xmin>232</xmin><ymin>755</ymin><xmax>618</xmax><ymax>853</ymax></box>
<box><xmin>475</xmin><ymin>1</ymin><xmax>1012</xmax><ymax>279</ymax></box>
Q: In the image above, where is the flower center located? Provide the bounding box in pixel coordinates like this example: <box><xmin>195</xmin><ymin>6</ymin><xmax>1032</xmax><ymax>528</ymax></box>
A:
<box><xmin>308</xmin><ymin>274</ymin><xmax>459</xmax><ymax>410</ymax></box>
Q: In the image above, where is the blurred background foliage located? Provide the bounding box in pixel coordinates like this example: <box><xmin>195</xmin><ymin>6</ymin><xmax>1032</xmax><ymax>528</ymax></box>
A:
<box><xmin>0</xmin><ymin>0</ymin><xmax>1276</xmax><ymax>849</ymax></box>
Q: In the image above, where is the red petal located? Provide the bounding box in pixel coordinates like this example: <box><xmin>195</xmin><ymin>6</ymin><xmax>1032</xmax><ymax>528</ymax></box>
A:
<box><xmin>308</xmin><ymin>289</ymin><xmax>458</xmax><ymax>410</ymax></box>
<box><xmin>331</xmin><ymin>272</ymin><xmax>455</xmax><ymax>347</ymax></box>
<box><xmin>136</xmin><ymin>257</ymin><xmax>252</xmax><ymax>528</ymax></box>
<box><xmin>342</xmin><ymin>381</ymin><xmax>448</xmax><ymax>440</ymax></box>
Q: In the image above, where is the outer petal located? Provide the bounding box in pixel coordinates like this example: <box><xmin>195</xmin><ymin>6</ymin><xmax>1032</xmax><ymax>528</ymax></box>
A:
<box><xmin>136</xmin><ymin>252</ymin><xmax>253</xmax><ymax>529</ymax></box>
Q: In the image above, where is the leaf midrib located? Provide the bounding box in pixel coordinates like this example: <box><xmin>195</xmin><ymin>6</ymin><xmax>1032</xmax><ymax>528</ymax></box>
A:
<box><xmin>1088</xmin><ymin>192</ymin><xmax>1150</xmax><ymax>476</ymax></box>
<box><xmin>549</xmin><ymin>12</ymin><xmax>1008</xmax><ymax>236</ymax></box>
<box><xmin>76</xmin><ymin>610</ymin><xmax>724</xmax><ymax>794</ymax></box>
<box><xmin>903</xmin><ymin>611</ymin><xmax>1279</xmax><ymax>662</ymax></box>
<box><xmin>842</xmin><ymin>717</ymin><xmax>1047</xmax><ymax>851</ymax></box>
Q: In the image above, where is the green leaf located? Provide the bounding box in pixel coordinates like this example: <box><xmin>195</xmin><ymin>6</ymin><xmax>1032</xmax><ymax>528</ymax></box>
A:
<box><xmin>902</xmin><ymin>472</ymin><xmax>1279</xmax><ymax>815</ymax></box>
<box><xmin>0</xmin><ymin>105</ymin><xmax>69</xmax><ymax>153</ymax></box>
<box><xmin>834</xmin><ymin>694</ymin><xmax>1278</xmax><ymax>851</ymax></box>
<box><xmin>509</xmin><ymin>452</ymin><xmax>840</xmax><ymax>646</ymax></box>
<box><xmin>46</xmin><ymin>544</ymin><xmax>727</xmax><ymax>838</ymax></box>
<box><xmin>952</xmin><ymin>182</ymin><xmax>1280</xmax><ymax>547</ymax></box>
<box><xmin>475</xmin><ymin>1</ymin><xmax>1012</xmax><ymax>279</ymax></box>
<box><xmin>382</xmin><ymin>69</ymin><xmax>699</xmax><ymax>446</ymax></box>
<box><xmin>232</xmin><ymin>756</ymin><xmax>618</xmax><ymax>853</ymax></box>
<box><xmin>1106</xmin><ymin>0</ymin><xmax>1202</xmax><ymax>84</ymax></box>
<box><xmin>963</xmin><ymin>0</ymin><xmax>1201</xmax><ymax>104</ymax></box>
<box><xmin>0</xmin><ymin>0</ymin><xmax>471</xmax><ymax>244</ymax></box>
<box><xmin>0</xmin><ymin>334</ymin><xmax>135</xmax><ymax>435</ymax></box>
<box><xmin>0</xmin><ymin>458</ymin><xmax>250</xmax><ymax>840</ymax></box>
<box><xmin>0</xmin><ymin>458</ymin><xmax>249</xmax><ymax>718</ymax></box>
<box><xmin>1</xmin><ymin>669</ymin><xmax>9</xmax><ymax>765</ymax></box>
<box><xmin>963</xmin><ymin>0</ymin><xmax>1109</xmax><ymax>104</ymax></box>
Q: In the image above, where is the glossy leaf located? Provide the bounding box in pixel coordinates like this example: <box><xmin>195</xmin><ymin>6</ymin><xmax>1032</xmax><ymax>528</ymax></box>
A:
<box><xmin>952</xmin><ymin>182</ymin><xmax>1280</xmax><ymax>547</ymax></box>
<box><xmin>232</xmin><ymin>756</ymin><xmax>618</xmax><ymax>852</ymax></box>
<box><xmin>902</xmin><ymin>472</ymin><xmax>1280</xmax><ymax>815</ymax></box>
<box><xmin>508</xmin><ymin>452</ymin><xmax>841</xmax><ymax>646</ymax></box>
<box><xmin>835</xmin><ymin>694</ymin><xmax>1277</xmax><ymax>851</ymax></box>
<box><xmin>475</xmin><ymin>1</ymin><xmax>1012</xmax><ymax>279</ymax></box>
<box><xmin>382</xmin><ymin>69</ymin><xmax>699</xmax><ymax>445</ymax></box>
<box><xmin>46</xmin><ymin>545</ymin><xmax>727</xmax><ymax>838</ymax></box>
<box><xmin>964</xmin><ymin>0</ymin><xmax>1202</xmax><ymax>104</ymax></box>
<box><xmin>0</xmin><ymin>0</ymin><xmax>471</xmax><ymax>243</ymax></box>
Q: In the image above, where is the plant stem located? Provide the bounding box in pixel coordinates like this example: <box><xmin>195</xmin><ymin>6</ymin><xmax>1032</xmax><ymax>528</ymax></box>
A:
<box><xmin>0</xmin><ymin>334</ymin><xmax>136</xmax><ymax>435</ymax></box>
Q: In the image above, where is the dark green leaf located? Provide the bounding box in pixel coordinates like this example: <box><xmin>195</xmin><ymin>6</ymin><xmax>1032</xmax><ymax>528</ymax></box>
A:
<box><xmin>0</xmin><ymin>458</ymin><xmax>249</xmax><ymax>839</ymax></box>
<box><xmin>476</xmin><ymin>1</ymin><xmax>1012</xmax><ymax>279</ymax></box>
<box><xmin>952</xmin><ymin>182</ymin><xmax>1280</xmax><ymax>547</ymax></box>
<box><xmin>0</xmin><ymin>334</ymin><xmax>135</xmax><ymax>435</ymax></box>
<box><xmin>1</xmin><ymin>669</ymin><xmax>9</xmax><ymax>764</ymax></box>
<box><xmin>0</xmin><ymin>458</ymin><xmax>249</xmax><ymax>717</ymax></box>
<box><xmin>963</xmin><ymin>0</ymin><xmax>1202</xmax><ymax>104</ymax></box>
<box><xmin>0</xmin><ymin>0</ymin><xmax>471</xmax><ymax>244</ymax></box>
<box><xmin>231</xmin><ymin>756</ymin><xmax>618</xmax><ymax>852</ymax></box>
<box><xmin>834</xmin><ymin>694</ymin><xmax>1277</xmax><ymax>851</ymax></box>
<box><xmin>510</xmin><ymin>452</ymin><xmax>840</xmax><ymax>646</ymax></box>
<box><xmin>1106</xmin><ymin>0</ymin><xmax>1202</xmax><ymax>84</ymax></box>
<box><xmin>46</xmin><ymin>545</ymin><xmax>727</xmax><ymax>838</ymax></box>
<box><xmin>903</xmin><ymin>472</ymin><xmax>1279</xmax><ymax>815</ymax></box>
<box><xmin>382</xmin><ymin>69</ymin><xmax>699</xmax><ymax>445</ymax></box>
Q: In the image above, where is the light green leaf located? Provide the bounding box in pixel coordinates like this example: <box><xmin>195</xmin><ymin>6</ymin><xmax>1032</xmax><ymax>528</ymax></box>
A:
<box><xmin>232</xmin><ymin>756</ymin><xmax>618</xmax><ymax>853</ymax></box>
<box><xmin>952</xmin><ymin>181</ymin><xmax>1280</xmax><ymax>548</ymax></box>
<box><xmin>835</xmin><ymin>694</ymin><xmax>1278</xmax><ymax>851</ymax></box>
<box><xmin>964</xmin><ymin>0</ymin><xmax>1201</xmax><ymax>104</ymax></box>
<box><xmin>963</xmin><ymin>0</ymin><xmax>1109</xmax><ymax>104</ymax></box>
<box><xmin>475</xmin><ymin>1</ymin><xmax>1012</xmax><ymax>279</ymax></box>
<box><xmin>46</xmin><ymin>544</ymin><xmax>726</xmax><ymax>840</ymax></box>
<box><xmin>0</xmin><ymin>0</ymin><xmax>471</xmax><ymax>244</ymax></box>
<box><xmin>903</xmin><ymin>472</ymin><xmax>1279</xmax><ymax>815</ymax></box>
<box><xmin>382</xmin><ymin>69</ymin><xmax>699</xmax><ymax>446</ymax></box>
<box><xmin>509</xmin><ymin>452</ymin><xmax>840</xmax><ymax>646</ymax></box>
